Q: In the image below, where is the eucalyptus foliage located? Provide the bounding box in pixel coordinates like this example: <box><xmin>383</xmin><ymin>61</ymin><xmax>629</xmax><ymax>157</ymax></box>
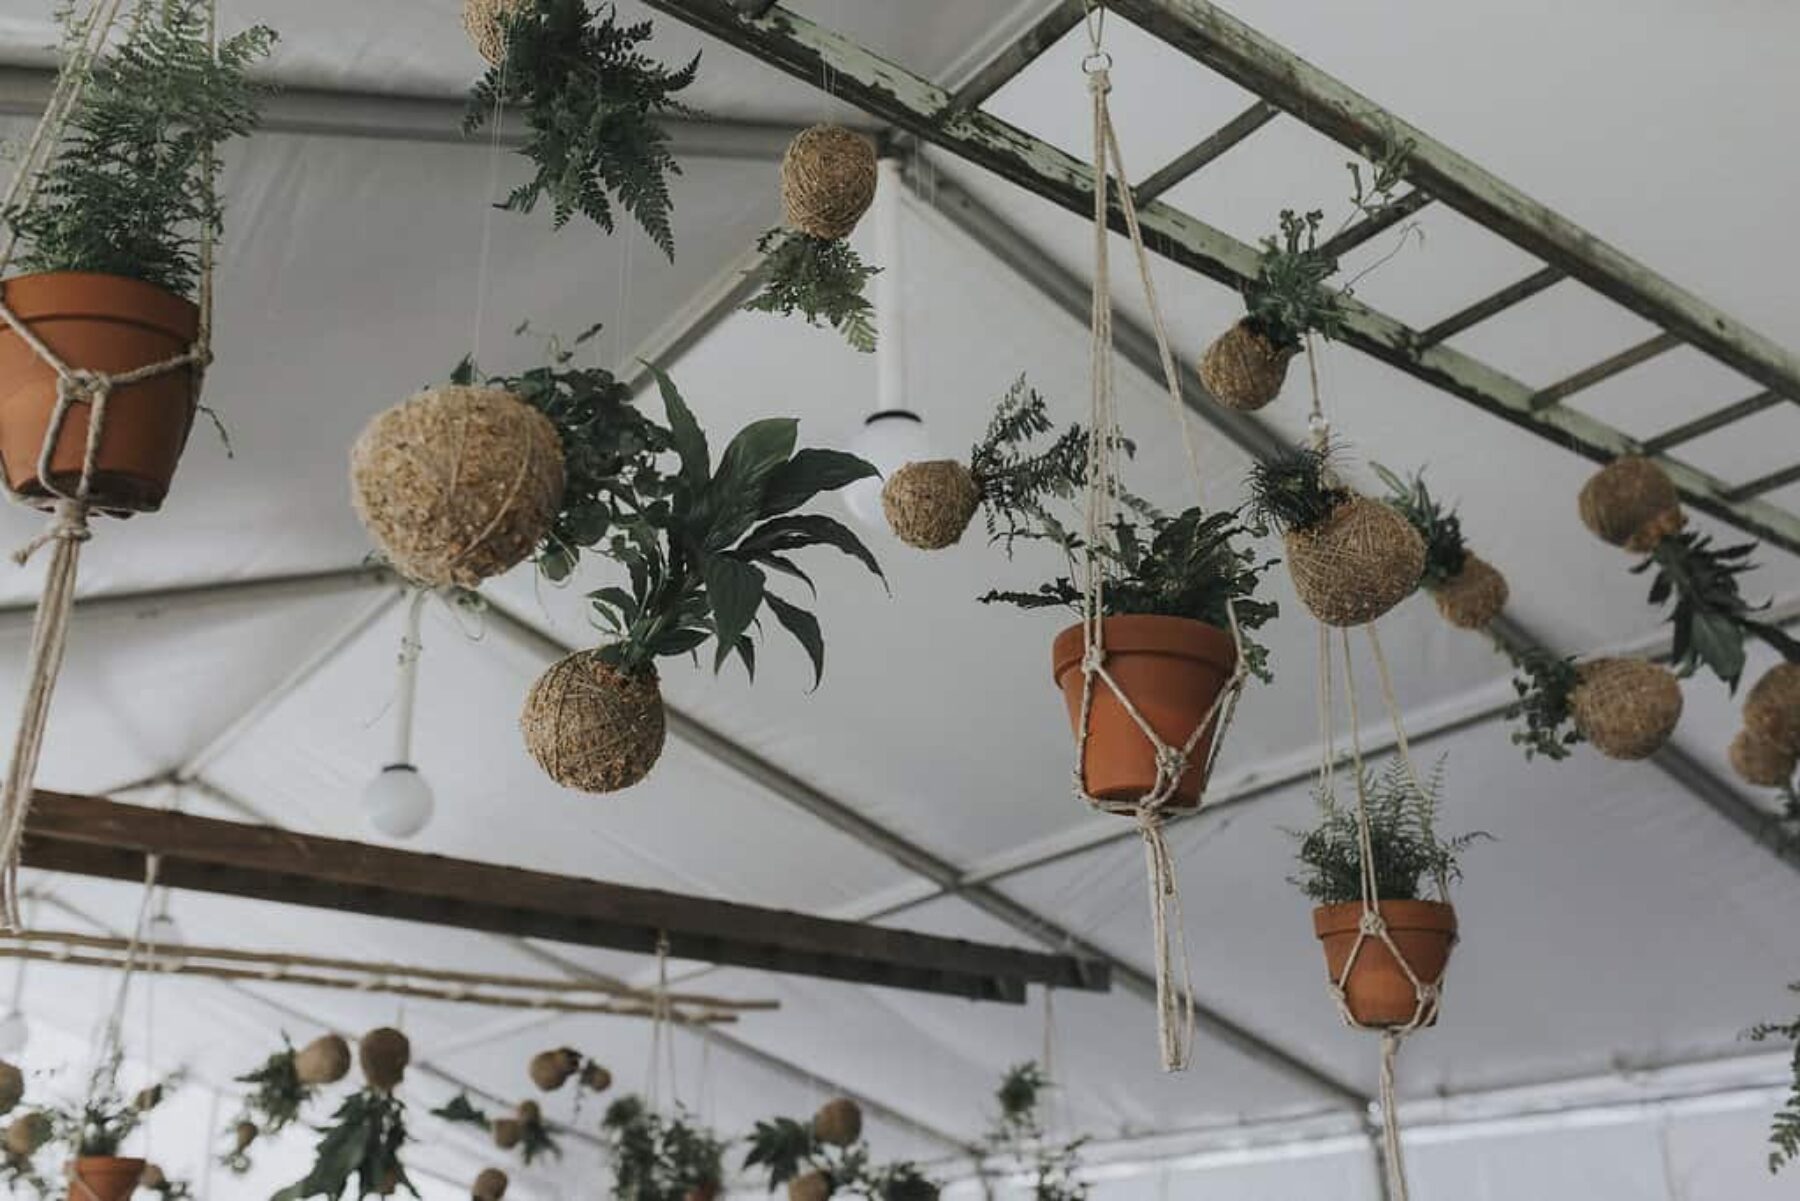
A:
<box><xmin>982</xmin><ymin>1064</ymin><xmax>1087</xmax><ymax>1201</ymax></box>
<box><xmin>602</xmin><ymin>1096</ymin><xmax>724</xmax><ymax>1201</ymax></box>
<box><xmin>1373</xmin><ymin>463</ymin><xmax>1466</xmax><ymax>588</ymax></box>
<box><xmin>466</xmin><ymin>0</ymin><xmax>696</xmax><ymax>258</ymax></box>
<box><xmin>1748</xmin><ymin>983</ymin><xmax>1800</xmax><ymax>1173</ymax></box>
<box><xmin>1289</xmin><ymin>757</ymin><xmax>1486</xmax><ymax>906</ymax></box>
<box><xmin>3</xmin><ymin>0</ymin><xmax>276</xmax><ymax>296</ymax></box>
<box><xmin>744</xmin><ymin>229</ymin><xmax>881</xmax><ymax>352</ymax></box>
<box><xmin>1504</xmin><ymin>647</ymin><xmax>1584</xmax><ymax>761</ymax></box>
<box><xmin>275</xmin><ymin>1091</ymin><xmax>414</xmax><ymax>1201</ymax></box>
<box><xmin>1632</xmin><ymin>530</ymin><xmax>1800</xmax><ymax>690</ymax></box>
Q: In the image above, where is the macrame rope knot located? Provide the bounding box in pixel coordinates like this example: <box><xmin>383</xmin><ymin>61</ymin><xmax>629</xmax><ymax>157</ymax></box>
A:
<box><xmin>12</xmin><ymin>500</ymin><xmax>91</xmax><ymax>565</ymax></box>
<box><xmin>1081</xmin><ymin>646</ymin><xmax>1106</xmax><ymax>675</ymax></box>
<box><xmin>1358</xmin><ymin>910</ymin><xmax>1388</xmax><ymax>937</ymax></box>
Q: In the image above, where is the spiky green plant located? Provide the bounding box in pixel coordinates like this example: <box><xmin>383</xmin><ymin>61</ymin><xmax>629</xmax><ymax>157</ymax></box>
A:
<box><xmin>742</xmin><ymin>1107</ymin><xmax>939</xmax><ymax>1200</ymax></box>
<box><xmin>3</xmin><ymin>1</ymin><xmax>276</xmax><ymax>296</ymax></box>
<box><xmin>1373</xmin><ymin>463</ymin><xmax>1467</xmax><ymax>589</ymax></box>
<box><xmin>465</xmin><ymin>0</ymin><xmax>697</xmax><ymax>258</ymax></box>
<box><xmin>1243</xmin><ymin>209</ymin><xmax>1341</xmax><ymax>350</ymax></box>
<box><xmin>744</xmin><ymin>229</ymin><xmax>880</xmax><ymax>352</ymax></box>
<box><xmin>1289</xmin><ymin>757</ymin><xmax>1486</xmax><ymax>905</ymax></box>
<box><xmin>1633</xmin><ymin>530</ymin><xmax>1800</xmax><ymax>690</ymax></box>
<box><xmin>1245</xmin><ymin>443</ymin><xmax>1348</xmax><ymax>535</ymax></box>
<box><xmin>1747</xmin><ymin>984</ymin><xmax>1800</xmax><ymax>1173</ymax></box>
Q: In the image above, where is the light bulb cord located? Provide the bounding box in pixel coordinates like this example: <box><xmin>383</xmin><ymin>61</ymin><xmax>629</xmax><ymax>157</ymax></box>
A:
<box><xmin>392</xmin><ymin>589</ymin><xmax>427</xmax><ymax>766</ymax></box>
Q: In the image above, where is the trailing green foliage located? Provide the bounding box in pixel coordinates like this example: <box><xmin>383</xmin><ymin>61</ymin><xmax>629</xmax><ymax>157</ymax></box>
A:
<box><xmin>1290</xmin><ymin>757</ymin><xmax>1486</xmax><ymax>905</ymax></box>
<box><xmin>973</xmin><ymin>379</ymin><xmax>1277</xmax><ymax>680</ymax></box>
<box><xmin>742</xmin><ymin>1109</ymin><xmax>939</xmax><ymax>1200</ymax></box>
<box><xmin>1505</xmin><ymin>647</ymin><xmax>1584</xmax><ymax>761</ymax></box>
<box><xmin>428</xmin><ymin>1091</ymin><xmax>488</xmax><ymax>1130</ymax></box>
<box><xmin>601</xmin><ymin>1095</ymin><xmax>724</xmax><ymax>1201</ymax></box>
<box><xmin>236</xmin><ymin>1037</ymin><xmax>315</xmax><ymax>1138</ymax></box>
<box><xmin>3</xmin><ymin>0</ymin><xmax>276</xmax><ymax>296</ymax></box>
<box><xmin>1632</xmin><ymin>530</ymin><xmax>1800</xmax><ymax>690</ymax></box>
<box><xmin>1373</xmin><ymin>463</ymin><xmax>1466</xmax><ymax>589</ymax></box>
<box><xmin>1245</xmin><ymin>443</ymin><xmax>1348</xmax><ymax>535</ymax></box>
<box><xmin>581</xmin><ymin>366</ymin><xmax>883</xmax><ymax>684</ymax></box>
<box><xmin>744</xmin><ymin>229</ymin><xmax>880</xmax><ymax>352</ymax></box>
<box><xmin>1746</xmin><ymin>984</ymin><xmax>1800</xmax><ymax>1173</ymax></box>
<box><xmin>430</xmin><ymin>1093</ymin><xmax>562</xmax><ymax>1166</ymax></box>
<box><xmin>466</xmin><ymin>0</ymin><xmax>696</xmax><ymax>257</ymax></box>
<box><xmin>275</xmin><ymin>1090</ymin><xmax>414</xmax><ymax>1201</ymax></box>
<box><xmin>981</xmin><ymin>1064</ymin><xmax>1087</xmax><ymax>1201</ymax></box>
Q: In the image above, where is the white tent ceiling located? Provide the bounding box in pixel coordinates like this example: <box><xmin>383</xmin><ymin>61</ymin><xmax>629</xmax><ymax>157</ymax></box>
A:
<box><xmin>0</xmin><ymin>1</ymin><xmax>1796</xmax><ymax>1198</ymax></box>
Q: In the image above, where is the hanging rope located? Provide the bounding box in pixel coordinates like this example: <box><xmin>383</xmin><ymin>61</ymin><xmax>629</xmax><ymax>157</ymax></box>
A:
<box><xmin>645</xmin><ymin>933</ymin><xmax>680</xmax><ymax>1111</ymax></box>
<box><xmin>0</xmin><ymin>0</ymin><xmax>219</xmax><ymax>930</ymax></box>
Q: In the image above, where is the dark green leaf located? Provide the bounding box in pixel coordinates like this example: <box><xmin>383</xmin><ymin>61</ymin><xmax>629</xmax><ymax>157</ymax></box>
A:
<box><xmin>648</xmin><ymin>363</ymin><xmax>709</xmax><ymax>486</ymax></box>
<box><xmin>703</xmin><ymin>556</ymin><xmax>766</xmax><ymax>664</ymax></box>
<box><xmin>764</xmin><ymin>593</ymin><xmax>824</xmax><ymax>690</ymax></box>
<box><xmin>715</xmin><ymin>418</ymin><xmax>799</xmax><ymax>502</ymax></box>
<box><xmin>761</xmin><ymin>448</ymin><xmax>878</xmax><ymax>517</ymax></box>
<box><xmin>740</xmin><ymin>515</ymin><xmax>886</xmax><ymax>585</ymax></box>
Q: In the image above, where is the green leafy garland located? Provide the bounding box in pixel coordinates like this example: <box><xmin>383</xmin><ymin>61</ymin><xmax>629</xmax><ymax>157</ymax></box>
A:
<box><xmin>601</xmin><ymin>1095</ymin><xmax>725</xmax><ymax>1201</ymax></box>
<box><xmin>1748</xmin><ymin>983</ymin><xmax>1800</xmax><ymax>1173</ymax></box>
<box><xmin>1504</xmin><ymin>648</ymin><xmax>1584</xmax><ymax>761</ymax></box>
<box><xmin>744</xmin><ymin>229</ymin><xmax>881</xmax><ymax>352</ymax></box>
<box><xmin>980</xmin><ymin>1064</ymin><xmax>1087</xmax><ymax>1201</ymax></box>
<box><xmin>276</xmin><ymin>1091</ymin><xmax>414</xmax><ymax>1200</ymax></box>
<box><xmin>1631</xmin><ymin>530</ymin><xmax>1800</xmax><ymax>689</ymax></box>
<box><xmin>465</xmin><ymin>0</ymin><xmax>697</xmax><ymax>258</ymax></box>
<box><xmin>3</xmin><ymin>0</ymin><xmax>276</xmax><ymax>296</ymax></box>
<box><xmin>1289</xmin><ymin>756</ymin><xmax>1487</xmax><ymax>906</ymax></box>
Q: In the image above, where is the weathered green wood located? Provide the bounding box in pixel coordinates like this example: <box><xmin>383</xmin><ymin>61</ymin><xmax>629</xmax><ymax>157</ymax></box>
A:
<box><xmin>1318</xmin><ymin>188</ymin><xmax>1433</xmax><ymax>260</ymax></box>
<box><xmin>1731</xmin><ymin>462</ymin><xmax>1800</xmax><ymax>502</ymax></box>
<box><xmin>950</xmin><ymin>0</ymin><xmax>1089</xmax><ymax>110</ymax></box>
<box><xmin>1642</xmin><ymin>390</ymin><xmax>1787</xmax><ymax>455</ymax></box>
<box><xmin>1417</xmin><ymin>266</ymin><xmax>1565</xmax><ymax>348</ymax></box>
<box><xmin>1135</xmin><ymin>100</ymin><xmax>1279</xmax><ymax>203</ymax></box>
<box><xmin>1531</xmin><ymin>331</ymin><xmax>1683</xmax><ymax>410</ymax></box>
<box><xmin>636</xmin><ymin>0</ymin><xmax>1800</xmax><ymax>557</ymax></box>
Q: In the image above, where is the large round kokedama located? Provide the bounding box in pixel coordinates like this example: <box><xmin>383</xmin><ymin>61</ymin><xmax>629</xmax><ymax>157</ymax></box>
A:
<box><xmin>1744</xmin><ymin>661</ymin><xmax>1800</xmax><ymax>756</ymax></box>
<box><xmin>462</xmin><ymin>0</ymin><xmax>528</xmax><ymax>66</ymax></box>
<box><xmin>1729</xmin><ymin>728</ymin><xmax>1796</xmax><ymax>788</ymax></box>
<box><xmin>1577</xmin><ymin>456</ymin><xmax>1684</xmax><ymax>552</ymax></box>
<box><xmin>1432</xmin><ymin>552</ymin><xmax>1509</xmax><ymax>630</ymax></box>
<box><xmin>1570</xmin><ymin>658</ymin><xmax>1683</xmax><ymax>760</ymax></box>
<box><xmin>881</xmin><ymin>460</ymin><xmax>980</xmax><ymax>550</ymax></box>
<box><xmin>812</xmin><ymin>1097</ymin><xmax>863</xmax><ymax>1147</ymax></box>
<box><xmin>295</xmin><ymin>1033</ymin><xmax>352</xmax><ymax>1086</ymax></box>
<box><xmin>351</xmin><ymin>385</ymin><xmax>565</xmax><ymax>589</ymax></box>
<box><xmin>521</xmin><ymin>652</ymin><xmax>667</xmax><ymax>793</ymax></box>
<box><xmin>529</xmin><ymin>1048</ymin><xmax>582</xmax><ymax>1092</ymax></box>
<box><xmin>781</xmin><ymin>125</ymin><xmax>877</xmax><ymax>241</ymax></box>
<box><xmin>474</xmin><ymin>1168</ymin><xmax>510</xmax><ymax>1201</ymax></box>
<box><xmin>359</xmin><ymin>1027</ymin><xmax>411</xmax><ymax>1092</ymax></box>
<box><xmin>1283</xmin><ymin>496</ymin><xmax>1426</xmax><ymax>627</ymax></box>
<box><xmin>1198</xmin><ymin>319</ymin><xmax>1296</xmax><ymax>412</ymax></box>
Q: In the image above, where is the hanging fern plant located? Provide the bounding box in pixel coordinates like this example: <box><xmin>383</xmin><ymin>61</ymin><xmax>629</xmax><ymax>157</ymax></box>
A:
<box><xmin>1747</xmin><ymin>984</ymin><xmax>1800</xmax><ymax>1174</ymax></box>
<box><xmin>744</xmin><ymin>229</ymin><xmax>880</xmax><ymax>352</ymax></box>
<box><xmin>465</xmin><ymin>0</ymin><xmax>698</xmax><ymax>258</ymax></box>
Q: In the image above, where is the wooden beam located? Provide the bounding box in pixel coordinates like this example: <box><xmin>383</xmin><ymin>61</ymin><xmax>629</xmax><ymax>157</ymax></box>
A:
<box><xmin>1135</xmin><ymin>100</ymin><xmax>1279</xmax><ymax>204</ymax></box>
<box><xmin>1641</xmin><ymin>390</ymin><xmax>1787</xmax><ymax>455</ymax></box>
<box><xmin>1730</xmin><ymin>462</ymin><xmax>1800</xmax><ymax>502</ymax></box>
<box><xmin>1316</xmin><ymin>188</ymin><xmax>1433</xmax><ymax>261</ymax></box>
<box><xmin>19</xmin><ymin>792</ymin><xmax>1108</xmax><ymax>1003</ymax></box>
<box><xmin>949</xmin><ymin>0</ymin><xmax>1088</xmax><ymax>110</ymax></box>
<box><xmin>1530</xmin><ymin>331</ymin><xmax>1683</xmax><ymax>410</ymax></box>
<box><xmin>633</xmin><ymin>0</ymin><xmax>1800</xmax><ymax>557</ymax></box>
<box><xmin>1416</xmin><ymin>266</ymin><xmax>1565</xmax><ymax>348</ymax></box>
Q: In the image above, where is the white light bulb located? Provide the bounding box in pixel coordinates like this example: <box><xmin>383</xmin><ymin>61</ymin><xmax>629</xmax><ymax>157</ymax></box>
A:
<box><xmin>362</xmin><ymin>764</ymin><xmax>434</xmax><ymax>839</ymax></box>
<box><xmin>843</xmin><ymin>410</ymin><xmax>930</xmax><ymax>528</ymax></box>
<box><xmin>0</xmin><ymin>1011</ymin><xmax>28</xmax><ymax>1056</ymax></box>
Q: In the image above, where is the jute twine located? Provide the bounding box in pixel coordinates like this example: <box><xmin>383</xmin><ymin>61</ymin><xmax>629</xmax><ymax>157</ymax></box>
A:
<box><xmin>780</xmin><ymin>125</ymin><xmax>877</xmax><ymax>241</ymax></box>
<box><xmin>881</xmin><ymin>460</ymin><xmax>979</xmax><ymax>550</ymax></box>
<box><xmin>1197</xmin><ymin>319</ymin><xmax>1294</xmax><ymax>412</ymax></box>
<box><xmin>1570</xmin><ymin>658</ymin><xmax>1683</xmax><ymax>760</ymax></box>
<box><xmin>474</xmin><ymin>1167</ymin><xmax>510</xmax><ymax>1201</ymax></box>
<box><xmin>1578</xmin><ymin>455</ymin><xmax>1684</xmax><ymax>553</ymax></box>
<box><xmin>1431</xmin><ymin>552</ymin><xmax>1508</xmax><ymax>630</ymax></box>
<box><xmin>462</xmin><ymin>0</ymin><xmax>528</xmax><ymax>66</ymax></box>
<box><xmin>1744</xmin><ymin>662</ymin><xmax>1800</xmax><ymax>756</ymax></box>
<box><xmin>350</xmin><ymin>385</ymin><xmax>565</xmax><ymax>590</ymax></box>
<box><xmin>1284</xmin><ymin>496</ymin><xmax>1426</xmax><ymax>628</ymax></box>
<box><xmin>1729</xmin><ymin>728</ymin><xmax>1797</xmax><ymax>789</ymax></box>
<box><xmin>358</xmin><ymin>1027</ymin><xmax>410</xmax><ymax>1093</ymax></box>
<box><xmin>520</xmin><ymin>652</ymin><xmax>667</xmax><ymax>794</ymax></box>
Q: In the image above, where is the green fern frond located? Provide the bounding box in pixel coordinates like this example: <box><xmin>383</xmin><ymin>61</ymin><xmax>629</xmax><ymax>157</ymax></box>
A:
<box><xmin>743</xmin><ymin>228</ymin><xmax>880</xmax><ymax>352</ymax></box>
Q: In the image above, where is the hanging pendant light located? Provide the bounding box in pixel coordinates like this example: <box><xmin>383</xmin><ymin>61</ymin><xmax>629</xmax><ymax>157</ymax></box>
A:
<box><xmin>361</xmin><ymin>590</ymin><xmax>435</xmax><ymax>839</ymax></box>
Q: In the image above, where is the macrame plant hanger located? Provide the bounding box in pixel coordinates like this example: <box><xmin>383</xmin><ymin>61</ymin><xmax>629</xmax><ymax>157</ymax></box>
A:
<box><xmin>0</xmin><ymin>0</ymin><xmax>220</xmax><ymax>929</ymax></box>
<box><xmin>1306</xmin><ymin>344</ymin><xmax>1451</xmax><ymax>1201</ymax></box>
<box><xmin>1073</xmin><ymin>1</ymin><xmax>1250</xmax><ymax>1073</ymax></box>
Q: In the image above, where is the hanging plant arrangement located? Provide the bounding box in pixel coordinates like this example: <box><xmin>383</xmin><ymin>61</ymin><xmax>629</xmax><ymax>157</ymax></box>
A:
<box><xmin>465</xmin><ymin>0</ymin><xmax>698</xmax><ymax>258</ymax></box>
<box><xmin>518</xmin><ymin>365</ymin><xmax>883</xmax><ymax>793</ymax></box>
<box><xmin>1247</xmin><ymin>444</ymin><xmax>1425</xmax><ymax>628</ymax></box>
<box><xmin>977</xmin><ymin>1064</ymin><xmax>1088</xmax><ymax>1201</ymax></box>
<box><xmin>1373</xmin><ymin>464</ymin><xmax>1509</xmax><ymax>631</ymax></box>
<box><xmin>224</xmin><ymin>1032</ymin><xmax>352</xmax><ymax>1173</ymax></box>
<box><xmin>744</xmin><ymin>1096</ymin><xmax>941</xmax><ymax>1201</ymax></box>
<box><xmin>1747</xmin><ymin>982</ymin><xmax>1800</xmax><ymax>1174</ymax></box>
<box><xmin>526</xmin><ymin>1046</ymin><xmax>612</xmax><ymax>1097</ymax></box>
<box><xmin>433</xmin><ymin>1092</ymin><xmax>561</xmax><ymax>1166</ymax></box>
<box><xmin>277</xmin><ymin>1028</ymin><xmax>416</xmax><ymax>1200</ymax></box>
<box><xmin>744</xmin><ymin>126</ymin><xmax>882</xmax><ymax>351</ymax></box>
<box><xmin>1507</xmin><ymin>649</ymin><xmax>1684</xmax><ymax>762</ymax></box>
<box><xmin>46</xmin><ymin>1072</ymin><xmax>177</xmax><ymax>1201</ymax></box>
<box><xmin>600</xmin><ymin>1094</ymin><xmax>726</xmax><ymax>1201</ymax></box>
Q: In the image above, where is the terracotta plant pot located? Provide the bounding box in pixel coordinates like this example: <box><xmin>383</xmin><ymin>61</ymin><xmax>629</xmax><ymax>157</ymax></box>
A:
<box><xmin>0</xmin><ymin>273</ymin><xmax>199</xmax><ymax>513</ymax></box>
<box><xmin>1052</xmin><ymin>615</ymin><xmax>1237</xmax><ymax>810</ymax></box>
<box><xmin>67</xmin><ymin>1156</ymin><xmax>145</xmax><ymax>1201</ymax></box>
<box><xmin>1314</xmin><ymin>900</ymin><xmax>1456</xmax><ymax>1028</ymax></box>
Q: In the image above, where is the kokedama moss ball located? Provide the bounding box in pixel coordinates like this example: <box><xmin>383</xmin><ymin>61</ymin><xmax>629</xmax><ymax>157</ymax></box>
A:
<box><xmin>234</xmin><ymin>1121</ymin><xmax>259</xmax><ymax>1152</ymax></box>
<box><xmin>1432</xmin><ymin>552</ymin><xmax>1509</xmax><ymax>630</ymax></box>
<box><xmin>781</xmin><ymin>125</ymin><xmax>877</xmax><ymax>241</ymax></box>
<box><xmin>1729</xmin><ymin>728</ymin><xmax>1797</xmax><ymax>788</ymax></box>
<box><xmin>789</xmin><ymin>1171</ymin><xmax>833</xmax><ymax>1201</ymax></box>
<box><xmin>296</xmin><ymin>1033</ymin><xmax>353</xmax><ymax>1086</ymax></box>
<box><xmin>474</xmin><ymin>1168</ymin><xmax>510</xmax><ymax>1201</ymax></box>
<box><xmin>140</xmin><ymin>1165</ymin><xmax>167</xmax><ymax>1191</ymax></box>
<box><xmin>1571</xmin><ymin>658</ymin><xmax>1684</xmax><ymax>760</ymax></box>
<box><xmin>881</xmin><ymin>461</ymin><xmax>980</xmax><ymax>550</ymax></box>
<box><xmin>1744</xmin><ymin>662</ymin><xmax>1800</xmax><ymax>756</ymax></box>
<box><xmin>521</xmin><ymin>652</ymin><xmax>667</xmax><ymax>793</ymax></box>
<box><xmin>491</xmin><ymin>1118</ymin><xmax>523</xmax><ymax>1150</ymax></box>
<box><xmin>579</xmin><ymin>1062</ymin><xmax>613</xmax><ymax>1093</ymax></box>
<box><xmin>1283</xmin><ymin>496</ymin><xmax>1426</xmax><ymax>627</ymax></box>
<box><xmin>0</xmin><ymin>1062</ymin><xmax>20</xmax><ymax>1115</ymax></box>
<box><xmin>351</xmin><ymin>385</ymin><xmax>565</xmax><ymax>589</ymax></box>
<box><xmin>1198</xmin><ymin>319</ymin><xmax>1296</xmax><ymax>412</ymax></box>
<box><xmin>1578</xmin><ymin>456</ymin><xmax>1684</xmax><ymax>552</ymax></box>
<box><xmin>359</xmin><ymin>1027</ymin><xmax>411</xmax><ymax>1092</ymax></box>
<box><xmin>463</xmin><ymin>0</ymin><xmax>528</xmax><ymax>65</ymax></box>
<box><xmin>516</xmin><ymin>1101</ymin><xmax>542</xmax><ymax>1126</ymax></box>
<box><xmin>812</xmin><ymin>1097</ymin><xmax>863</xmax><ymax>1147</ymax></box>
<box><xmin>3</xmin><ymin>1111</ymin><xmax>48</xmax><ymax>1158</ymax></box>
<box><xmin>529</xmin><ymin>1048</ymin><xmax>582</xmax><ymax>1092</ymax></box>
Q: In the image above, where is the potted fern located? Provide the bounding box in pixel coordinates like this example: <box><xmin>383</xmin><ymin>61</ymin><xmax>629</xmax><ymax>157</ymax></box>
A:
<box><xmin>49</xmin><ymin>1073</ymin><xmax>176</xmax><ymax>1201</ymax></box>
<box><xmin>973</xmin><ymin>379</ymin><xmax>1276</xmax><ymax>807</ymax></box>
<box><xmin>0</xmin><ymin>0</ymin><xmax>274</xmax><ymax>511</ymax></box>
<box><xmin>1291</xmin><ymin>757</ymin><xmax>1484</xmax><ymax>1027</ymax></box>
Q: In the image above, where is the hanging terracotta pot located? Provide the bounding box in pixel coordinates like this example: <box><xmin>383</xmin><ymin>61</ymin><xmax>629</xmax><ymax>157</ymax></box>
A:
<box><xmin>1578</xmin><ymin>456</ymin><xmax>1683</xmax><ymax>552</ymax></box>
<box><xmin>65</xmin><ymin>1157</ymin><xmax>145</xmax><ymax>1201</ymax></box>
<box><xmin>1570</xmin><ymin>658</ymin><xmax>1683</xmax><ymax>760</ymax></box>
<box><xmin>1198</xmin><ymin>319</ymin><xmax>1296</xmax><ymax>412</ymax></box>
<box><xmin>1052</xmin><ymin>615</ymin><xmax>1237</xmax><ymax>809</ymax></box>
<box><xmin>1314</xmin><ymin>900</ymin><xmax>1456</xmax><ymax>1028</ymax></box>
<box><xmin>358</xmin><ymin>1027</ymin><xmax>410</xmax><ymax>1092</ymax></box>
<box><xmin>0</xmin><ymin>272</ymin><xmax>200</xmax><ymax>514</ymax></box>
<box><xmin>528</xmin><ymin>1047</ymin><xmax>582</xmax><ymax>1092</ymax></box>
<box><xmin>1283</xmin><ymin>496</ymin><xmax>1426</xmax><ymax>628</ymax></box>
<box><xmin>881</xmin><ymin>460</ymin><xmax>980</xmax><ymax>550</ymax></box>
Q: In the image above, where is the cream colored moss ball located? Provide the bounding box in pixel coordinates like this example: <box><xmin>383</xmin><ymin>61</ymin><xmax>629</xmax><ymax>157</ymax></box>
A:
<box><xmin>881</xmin><ymin>460</ymin><xmax>980</xmax><ymax>550</ymax></box>
<box><xmin>781</xmin><ymin>125</ymin><xmax>878</xmax><ymax>241</ymax></box>
<box><xmin>1571</xmin><ymin>658</ymin><xmax>1684</xmax><ymax>760</ymax></box>
<box><xmin>1283</xmin><ymin>496</ymin><xmax>1426</xmax><ymax>627</ymax></box>
<box><xmin>521</xmin><ymin>652</ymin><xmax>667</xmax><ymax>794</ymax></box>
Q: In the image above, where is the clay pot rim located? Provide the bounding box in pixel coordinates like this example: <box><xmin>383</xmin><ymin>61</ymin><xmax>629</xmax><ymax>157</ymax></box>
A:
<box><xmin>1</xmin><ymin>272</ymin><xmax>197</xmax><ymax>338</ymax></box>
<box><xmin>1312</xmin><ymin>899</ymin><xmax>1457</xmax><ymax>940</ymax></box>
<box><xmin>1051</xmin><ymin>614</ymin><xmax>1237</xmax><ymax>685</ymax></box>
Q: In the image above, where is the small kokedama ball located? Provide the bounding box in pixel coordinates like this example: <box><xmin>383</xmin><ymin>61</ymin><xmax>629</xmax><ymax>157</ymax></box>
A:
<box><xmin>463</xmin><ymin>0</ymin><xmax>529</xmax><ymax>66</ymax></box>
<box><xmin>1577</xmin><ymin>456</ymin><xmax>1684</xmax><ymax>552</ymax></box>
<box><xmin>881</xmin><ymin>461</ymin><xmax>980</xmax><ymax>550</ymax></box>
<box><xmin>359</xmin><ymin>1027</ymin><xmax>412</xmax><ymax>1092</ymax></box>
<box><xmin>1729</xmin><ymin>728</ymin><xmax>1797</xmax><ymax>788</ymax></box>
<box><xmin>3</xmin><ymin>1111</ymin><xmax>49</xmax><ymax>1158</ymax></box>
<box><xmin>296</xmin><ymin>1033</ymin><xmax>353</xmax><ymax>1086</ymax></box>
<box><xmin>516</xmin><ymin>1101</ymin><xmax>542</xmax><ymax>1127</ymax></box>
<box><xmin>0</xmin><ymin>1062</ymin><xmax>21</xmax><ymax>1116</ymax></box>
<box><xmin>1198</xmin><ymin>319</ymin><xmax>1297</xmax><ymax>412</ymax></box>
<box><xmin>1431</xmin><ymin>552</ymin><xmax>1509</xmax><ymax>630</ymax></box>
<box><xmin>812</xmin><ymin>1097</ymin><xmax>863</xmax><ymax>1147</ymax></box>
<box><xmin>1283</xmin><ymin>495</ymin><xmax>1426</xmax><ymax>627</ymax></box>
<box><xmin>788</xmin><ymin>1170</ymin><xmax>833</xmax><ymax>1201</ymax></box>
<box><xmin>521</xmin><ymin>652</ymin><xmax>667</xmax><ymax>793</ymax></box>
<box><xmin>528</xmin><ymin>1048</ymin><xmax>582</xmax><ymax>1092</ymax></box>
<box><xmin>491</xmin><ymin>1118</ymin><xmax>523</xmax><ymax>1150</ymax></box>
<box><xmin>473</xmin><ymin>1167</ymin><xmax>510</xmax><ymax>1201</ymax></box>
<box><xmin>351</xmin><ymin>385</ymin><xmax>565</xmax><ymax>589</ymax></box>
<box><xmin>140</xmin><ymin>1165</ymin><xmax>167</xmax><ymax>1190</ymax></box>
<box><xmin>579</xmin><ymin>1062</ymin><xmax>613</xmax><ymax>1093</ymax></box>
<box><xmin>235</xmin><ymin>1121</ymin><xmax>259</xmax><ymax>1152</ymax></box>
<box><xmin>1744</xmin><ymin>662</ymin><xmax>1800</xmax><ymax>756</ymax></box>
<box><xmin>1571</xmin><ymin>658</ymin><xmax>1684</xmax><ymax>760</ymax></box>
<box><xmin>781</xmin><ymin>125</ymin><xmax>877</xmax><ymax>241</ymax></box>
